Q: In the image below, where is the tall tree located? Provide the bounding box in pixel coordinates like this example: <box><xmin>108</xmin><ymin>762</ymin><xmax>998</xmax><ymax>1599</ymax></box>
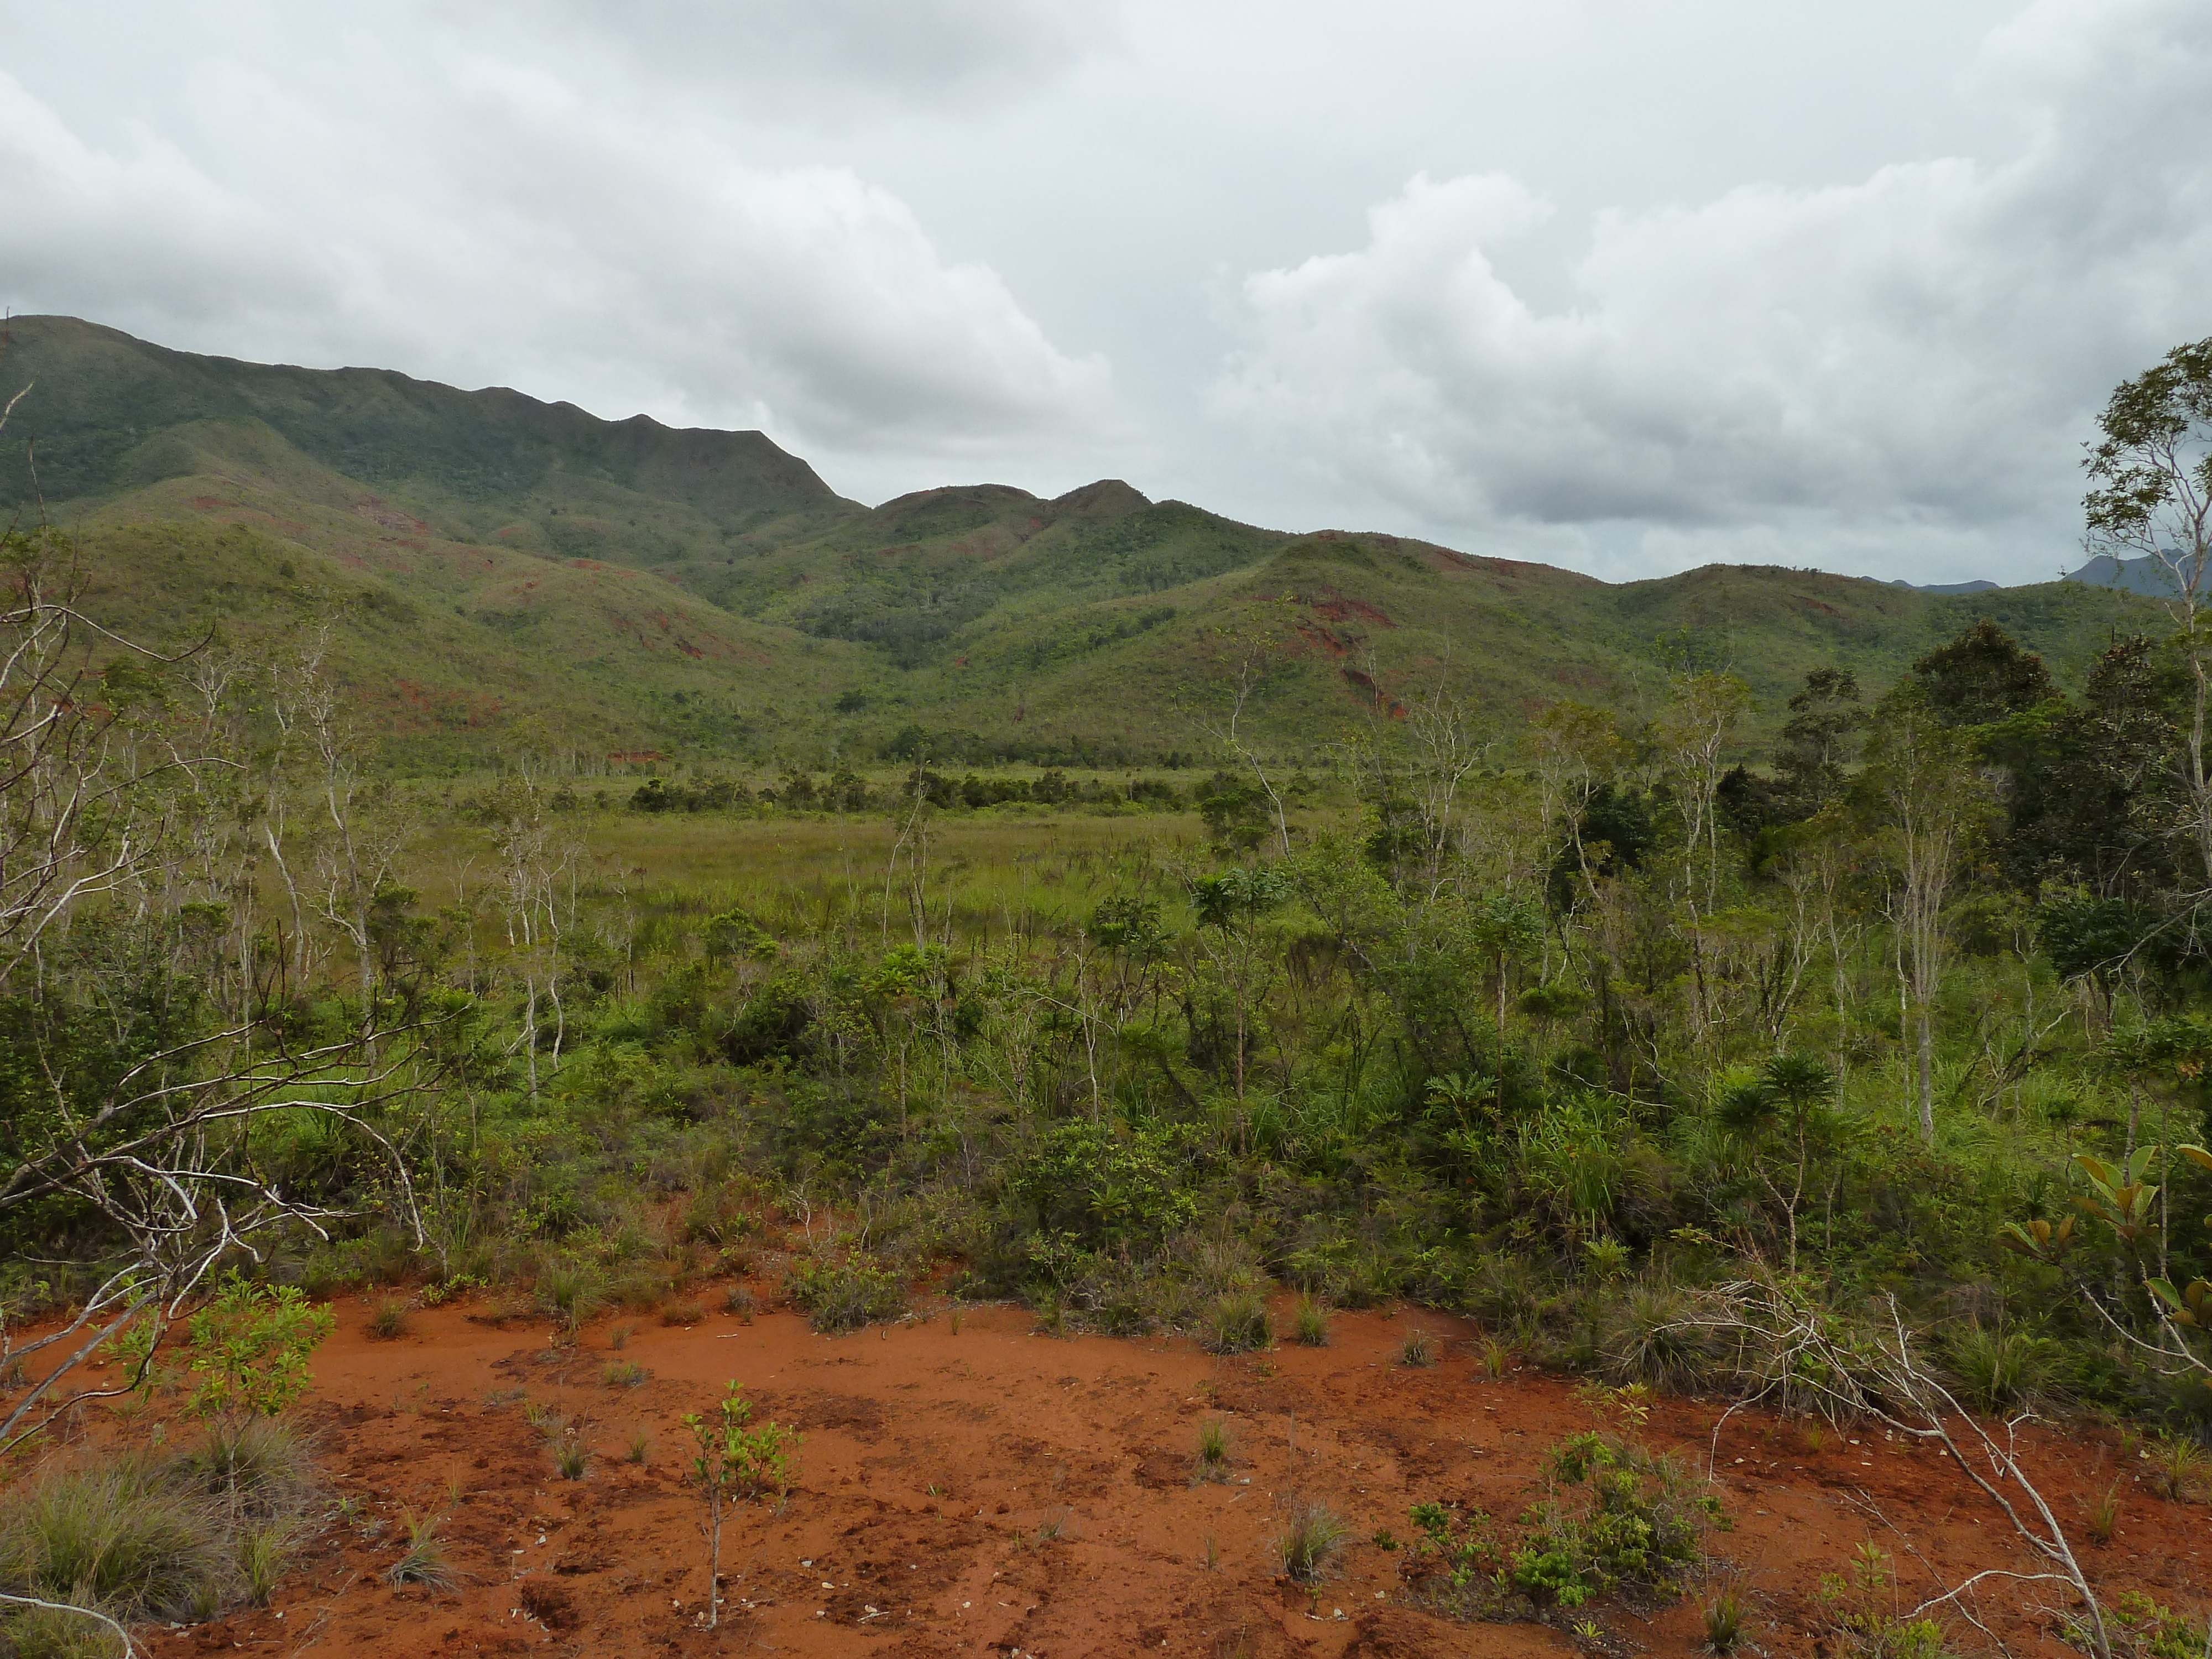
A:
<box><xmin>2084</xmin><ymin>336</ymin><xmax>2212</xmax><ymax>883</ymax></box>
<box><xmin>1858</xmin><ymin>682</ymin><xmax>1994</xmax><ymax>1144</ymax></box>
<box><xmin>1773</xmin><ymin>667</ymin><xmax>1865</xmax><ymax>815</ymax></box>
<box><xmin>1910</xmin><ymin>620</ymin><xmax>2056</xmax><ymax>728</ymax></box>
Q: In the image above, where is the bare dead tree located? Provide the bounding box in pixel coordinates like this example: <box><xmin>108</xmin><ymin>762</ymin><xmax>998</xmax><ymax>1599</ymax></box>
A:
<box><xmin>0</xmin><ymin>503</ymin><xmax>450</xmax><ymax>1462</ymax></box>
<box><xmin>1672</xmin><ymin>1277</ymin><xmax>2112</xmax><ymax>1659</ymax></box>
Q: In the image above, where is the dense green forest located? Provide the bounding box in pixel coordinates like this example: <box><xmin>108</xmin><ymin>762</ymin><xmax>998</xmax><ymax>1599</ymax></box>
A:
<box><xmin>3</xmin><ymin>332</ymin><xmax>2211</xmax><ymax>1658</ymax></box>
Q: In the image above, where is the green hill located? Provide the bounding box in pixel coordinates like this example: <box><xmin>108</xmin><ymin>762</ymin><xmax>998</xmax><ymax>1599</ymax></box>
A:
<box><xmin>0</xmin><ymin>315</ymin><xmax>2158</xmax><ymax>770</ymax></box>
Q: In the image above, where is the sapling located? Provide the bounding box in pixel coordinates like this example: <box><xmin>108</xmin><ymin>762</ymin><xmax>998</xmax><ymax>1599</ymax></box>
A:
<box><xmin>682</xmin><ymin>1381</ymin><xmax>800</xmax><ymax>1629</ymax></box>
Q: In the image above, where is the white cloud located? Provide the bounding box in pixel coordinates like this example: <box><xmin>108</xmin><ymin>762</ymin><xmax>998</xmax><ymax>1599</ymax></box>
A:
<box><xmin>0</xmin><ymin>39</ymin><xmax>1116</xmax><ymax>487</ymax></box>
<box><xmin>1211</xmin><ymin>0</ymin><xmax>2212</xmax><ymax>581</ymax></box>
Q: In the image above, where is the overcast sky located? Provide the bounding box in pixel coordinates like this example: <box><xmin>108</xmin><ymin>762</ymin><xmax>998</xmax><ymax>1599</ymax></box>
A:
<box><xmin>3</xmin><ymin>1</ymin><xmax>2206</xmax><ymax>583</ymax></box>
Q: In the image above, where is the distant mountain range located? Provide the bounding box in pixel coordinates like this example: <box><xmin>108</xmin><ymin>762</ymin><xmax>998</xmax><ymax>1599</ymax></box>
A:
<box><xmin>0</xmin><ymin>315</ymin><xmax>2161</xmax><ymax>770</ymax></box>
<box><xmin>2061</xmin><ymin>553</ymin><xmax>2205</xmax><ymax>597</ymax></box>
<box><xmin>1890</xmin><ymin>578</ymin><xmax>2000</xmax><ymax>595</ymax></box>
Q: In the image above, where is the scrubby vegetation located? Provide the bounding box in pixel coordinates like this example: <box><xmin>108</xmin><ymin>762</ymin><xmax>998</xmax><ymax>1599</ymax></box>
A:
<box><xmin>4</xmin><ymin>335</ymin><xmax>2212</xmax><ymax>1651</ymax></box>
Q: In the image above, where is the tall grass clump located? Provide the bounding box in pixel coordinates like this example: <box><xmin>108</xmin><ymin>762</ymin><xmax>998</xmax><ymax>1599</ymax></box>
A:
<box><xmin>172</xmin><ymin>1417</ymin><xmax>314</xmax><ymax>1515</ymax></box>
<box><xmin>0</xmin><ymin>1462</ymin><xmax>225</xmax><ymax>1644</ymax></box>
<box><xmin>1601</xmin><ymin>1283</ymin><xmax>1717</xmax><ymax>1393</ymax></box>
<box><xmin>534</xmin><ymin>1258</ymin><xmax>606</xmax><ymax>1335</ymax></box>
<box><xmin>1276</xmin><ymin>1501</ymin><xmax>1350</xmax><ymax>1582</ymax></box>
<box><xmin>1202</xmin><ymin>1291</ymin><xmax>1271</xmax><ymax>1355</ymax></box>
<box><xmin>1944</xmin><ymin>1325</ymin><xmax>2057</xmax><ymax>1414</ymax></box>
<box><xmin>1293</xmin><ymin>1295</ymin><xmax>1331</xmax><ymax>1347</ymax></box>
<box><xmin>1193</xmin><ymin>1419</ymin><xmax>1231</xmax><ymax>1482</ymax></box>
<box><xmin>387</xmin><ymin>1512</ymin><xmax>453</xmax><ymax>1588</ymax></box>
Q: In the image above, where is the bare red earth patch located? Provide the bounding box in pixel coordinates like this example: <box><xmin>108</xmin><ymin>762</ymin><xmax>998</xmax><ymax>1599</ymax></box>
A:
<box><xmin>82</xmin><ymin>1294</ymin><xmax>2203</xmax><ymax>1659</ymax></box>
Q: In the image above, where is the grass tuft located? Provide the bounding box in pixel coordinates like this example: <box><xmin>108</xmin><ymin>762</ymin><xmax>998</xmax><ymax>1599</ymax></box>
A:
<box><xmin>366</xmin><ymin>1300</ymin><xmax>411</xmax><ymax>1341</ymax></box>
<box><xmin>1945</xmin><ymin>1324</ymin><xmax>2056</xmax><ymax>1415</ymax></box>
<box><xmin>173</xmin><ymin>1417</ymin><xmax>314</xmax><ymax>1514</ymax></box>
<box><xmin>1400</xmin><ymin>1328</ymin><xmax>1437</xmax><ymax>1368</ymax></box>
<box><xmin>1202</xmin><ymin>1291</ymin><xmax>1271</xmax><ymax>1355</ymax></box>
<box><xmin>235</xmin><ymin>1521</ymin><xmax>296</xmax><ymax>1608</ymax></box>
<box><xmin>386</xmin><ymin>1511</ymin><xmax>452</xmax><ymax>1587</ymax></box>
<box><xmin>1704</xmin><ymin>1587</ymin><xmax>1747</xmax><ymax>1655</ymax></box>
<box><xmin>1193</xmin><ymin>1418</ymin><xmax>1231</xmax><ymax>1482</ymax></box>
<box><xmin>1275</xmin><ymin>1501</ymin><xmax>1349</xmax><ymax>1582</ymax></box>
<box><xmin>551</xmin><ymin>1431</ymin><xmax>589</xmax><ymax>1482</ymax></box>
<box><xmin>0</xmin><ymin>1462</ymin><xmax>221</xmax><ymax>1623</ymax></box>
<box><xmin>534</xmin><ymin>1259</ymin><xmax>605</xmax><ymax>1334</ymax></box>
<box><xmin>2087</xmin><ymin>1479</ymin><xmax>2121</xmax><ymax>1545</ymax></box>
<box><xmin>1293</xmin><ymin>1295</ymin><xmax>1331</xmax><ymax>1348</ymax></box>
<box><xmin>2146</xmin><ymin>1433</ymin><xmax>2211</xmax><ymax>1504</ymax></box>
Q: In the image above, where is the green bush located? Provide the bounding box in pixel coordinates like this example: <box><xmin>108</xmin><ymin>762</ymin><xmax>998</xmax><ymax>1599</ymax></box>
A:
<box><xmin>785</xmin><ymin>1254</ymin><xmax>907</xmax><ymax>1333</ymax></box>
<box><xmin>1509</xmin><ymin>1432</ymin><xmax>1722</xmax><ymax>1609</ymax></box>
<box><xmin>1402</xmin><ymin>1501</ymin><xmax>1509</xmax><ymax>1619</ymax></box>
<box><xmin>1815</xmin><ymin>1545</ymin><xmax>1957</xmax><ymax>1659</ymax></box>
<box><xmin>185</xmin><ymin>1274</ymin><xmax>336</xmax><ymax>1417</ymax></box>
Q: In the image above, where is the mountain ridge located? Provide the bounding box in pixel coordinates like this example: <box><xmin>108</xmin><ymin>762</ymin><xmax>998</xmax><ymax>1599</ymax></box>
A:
<box><xmin>1</xmin><ymin>315</ymin><xmax>2160</xmax><ymax>771</ymax></box>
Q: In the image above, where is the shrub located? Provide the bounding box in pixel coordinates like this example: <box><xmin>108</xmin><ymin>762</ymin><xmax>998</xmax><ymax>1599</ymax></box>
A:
<box><xmin>1815</xmin><ymin>1545</ymin><xmax>1955</xmax><ymax>1659</ymax></box>
<box><xmin>724</xmin><ymin>1285</ymin><xmax>759</xmax><ymax>1323</ymax></box>
<box><xmin>2103</xmin><ymin>1590</ymin><xmax>2208</xmax><ymax>1659</ymax></box>
<box><xmin>1202</xmin><ymin>1292</ymin><xmax>1271</xmax><ymax>1355</ymax></box>
<box><xmin>367</xmin><ymin>1301</ymin><xmax>411</xmax><ymax>1341</ymax></box>
<box><xmin>1403</xmin><ymin>1501</ymin><xmax>1507</xmax><ymax>1619</ymax></box>
<box><xmin>684</xmin><ymin>1383</ymin><xmax>802</xmax><ymax>1629</ymax></box>
<box><xmin>1509</xmin><ymin>1431</ymin><xmax>1721</xmax><ymax>1609</ymax></box>
<box><xmin>1293</xmin><ymin>1295</ymin><xmax>1331</xmax><ymax>1348</ymax></box>
<box><xmin>185</xmin><ymin>1274</ymin><xmax>337</xmax><ymax>1418</ymax></box>
<box><xmin>785</xmin><ymin>1255</ymin><xmax>907</xmax><ymax>1334</ymax></box>
<box><xmin>1276</xmin><ymin>1501</ymin><xmax>1349</xmax><ymax>1582</ymax></box>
